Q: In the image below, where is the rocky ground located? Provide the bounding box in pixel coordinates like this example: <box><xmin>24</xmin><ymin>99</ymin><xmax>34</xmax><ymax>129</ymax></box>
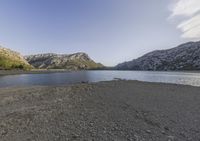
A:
<box><xmin>0</xmin><ymin>80</ymin><xmax>200</xmax><ymax>141</ymax></box>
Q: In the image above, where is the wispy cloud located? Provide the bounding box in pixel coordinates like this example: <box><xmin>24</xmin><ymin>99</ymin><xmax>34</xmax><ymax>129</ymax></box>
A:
<box><xmin>170</xmin><ymin>0</ymin><xmax>200</xmax><ymax>39</ymax></box>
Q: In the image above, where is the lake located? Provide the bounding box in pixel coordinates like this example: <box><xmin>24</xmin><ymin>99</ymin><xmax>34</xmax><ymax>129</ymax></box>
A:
<box><xmin>0</xmin><ymin>70</ymin><xmax>200</xmax><ymax>87</ymax></box>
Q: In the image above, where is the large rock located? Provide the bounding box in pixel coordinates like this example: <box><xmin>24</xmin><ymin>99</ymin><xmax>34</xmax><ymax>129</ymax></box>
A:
<box><xmin>0</xmin><ymin>46</ymin><xmax>32</xmax><ymax>70</ymax></box>
<box><xmin>25</xmin><ymin>52</ymin><xmax>104</xmax><ymax>70</ymax></box>
<box><xmin>116</xmin><ymin>41</ymin><xmax>200</xmax><ymax>70</ymax></box>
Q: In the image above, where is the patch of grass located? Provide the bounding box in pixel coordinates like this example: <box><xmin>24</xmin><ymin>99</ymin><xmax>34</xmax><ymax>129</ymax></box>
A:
<box><xmin>0</xmin><ymin>50</ymin><xmax>32</xmax><ymax>70</ymax></box>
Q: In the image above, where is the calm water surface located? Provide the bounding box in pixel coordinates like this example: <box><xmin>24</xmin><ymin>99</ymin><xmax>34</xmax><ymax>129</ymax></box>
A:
<box><xmin>0</xmin><ymin>70</ymin><xmax>200</xmax><ymax>87</ymax></box>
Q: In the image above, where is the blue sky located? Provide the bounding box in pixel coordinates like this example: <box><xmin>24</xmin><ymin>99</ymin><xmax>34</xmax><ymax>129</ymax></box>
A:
<box><xmin>0</xmin><ymin>0</ymin><xmax>199</xmax><ymax>66</ymax></box>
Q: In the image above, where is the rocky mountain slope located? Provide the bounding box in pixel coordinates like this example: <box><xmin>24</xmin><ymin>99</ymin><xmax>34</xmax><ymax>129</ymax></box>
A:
<box><xmin>25</xmin><ymin>52</ymin><xmax>104</xmax><ymax>70</ymax></box>
<box><xmin>0</xmin><ymin>46</ymin><xmax>32</xmax><ymax>70</ymax></box>
<box><xmin>116</xmin><ymin>41</ymin><xmax>200</xmax><ymax>71</ymax></box>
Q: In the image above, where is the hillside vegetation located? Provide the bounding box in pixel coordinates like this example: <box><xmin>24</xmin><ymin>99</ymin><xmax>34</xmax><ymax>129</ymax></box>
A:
<box><xmin>0</xmin><ymin>47</ymin><xmax>32</xmax><ymax>70</ymax></box>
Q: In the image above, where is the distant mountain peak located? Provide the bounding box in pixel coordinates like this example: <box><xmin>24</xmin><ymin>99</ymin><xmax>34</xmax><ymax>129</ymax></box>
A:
<box><xmin>116</xmin><ymin>41</ymin><xmax>200</xmax><ymax>71</ymax></box>
<box><xmin>25</xmin><ymin>52</ymin><xmax>103</xmax><ymax>70</ymax></box>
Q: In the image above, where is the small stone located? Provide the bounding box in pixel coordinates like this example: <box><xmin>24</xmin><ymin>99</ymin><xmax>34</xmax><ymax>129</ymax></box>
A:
<box><xmin>164</xmin><ymin>126</ymin><xmax>169</xmax><ymax>131</ymax></box>
<box><xmin>1</xmin><ymin>129</ymin><xmax>8</xmax><ymax>136</ymax></box>
<box><xmin>134</xmin><ymin>135</ymin><xmax>139</xmax><ymax>141</ymax></box>
<box><xmin>89</xmin><ymin>122</ymin><xmax>94</xmax><ymax>126</ymax></box>
<box><xmin>72</xmin><ymin>133</ymin><xmax>79</xmax><ymax>139</ymax></box>
<box><xmin>146</xmin><ymin>130</ymin><xmax>151</xmax><ymax>133</ymax></box>
<box><xmin>167</xmin><ymin>135</ymin><xmax>175</xmax><ymax>141</ymax></box>
<box><xmin>161</xmin><ymin>130</ymin><xmax>165</xmax><ymax>134</ymax></box>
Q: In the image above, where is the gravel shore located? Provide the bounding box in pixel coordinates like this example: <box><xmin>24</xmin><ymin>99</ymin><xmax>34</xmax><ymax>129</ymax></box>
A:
<box><xmin>0</xmin><ymin>80</ymin><xmax>200</xmax><ymax>141</ymax></box>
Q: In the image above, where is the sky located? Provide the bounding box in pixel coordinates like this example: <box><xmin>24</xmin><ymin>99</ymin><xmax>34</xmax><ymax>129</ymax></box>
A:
<box><xmin>0</xmin><ymin>0</ymin><xmax>199</xmax><ymax>66</ymax></box>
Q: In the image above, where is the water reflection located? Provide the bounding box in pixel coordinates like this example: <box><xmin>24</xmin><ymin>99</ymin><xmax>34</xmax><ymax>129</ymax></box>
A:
<box><xmin>0</xmin><ymin>71</ymin><xmax>200</xmax><ymax>87</ymax></box>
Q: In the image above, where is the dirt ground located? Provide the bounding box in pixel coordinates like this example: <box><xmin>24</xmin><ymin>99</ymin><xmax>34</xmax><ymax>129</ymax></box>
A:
<box><xmin>0</xmin><ymin>80</ymin><xmax>200</xmax><ymax>141</ymax></box>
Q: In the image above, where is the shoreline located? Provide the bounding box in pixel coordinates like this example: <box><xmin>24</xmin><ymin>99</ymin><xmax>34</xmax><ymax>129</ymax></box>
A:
<box><xmin>0</xmin><ymin>80</ymin><xmax>200</xmax><ymax>140</ymax></box>
<box><xmin>0</xmin><ymin>69</ymin><xmax>72</xmax><ymax>76</ymax></box>
<box><xmin>1</xmin><ymin>69</ymin><xmax>200</xmax><ymax>76</ymax></box>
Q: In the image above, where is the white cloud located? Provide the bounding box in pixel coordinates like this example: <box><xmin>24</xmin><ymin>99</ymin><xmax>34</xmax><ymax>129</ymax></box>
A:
<box><xmin>177</xmin><ymin>14</ymin><xmax>200</xmax><ymax>38</ymax></box>
<box><xmin>170</xmin><ymin>0</ymin><xmax>200</xmax><ymax>39</ymax></box>
<box><xmin>171</xmin><ymin>0</ymin><xmax>200</xmax><ymax>17</ymax></box>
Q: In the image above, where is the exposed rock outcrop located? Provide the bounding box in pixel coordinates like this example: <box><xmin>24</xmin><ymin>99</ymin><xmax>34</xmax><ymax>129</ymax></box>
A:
<box><xmin>25</xmin><ymin>52</ymin><xmax>104</xmax><ymax>70</ymax></box>
<box><xmin>116</xmin><ymin>41</ymin><xmax>200</xmax><ymax>70</ymax></box>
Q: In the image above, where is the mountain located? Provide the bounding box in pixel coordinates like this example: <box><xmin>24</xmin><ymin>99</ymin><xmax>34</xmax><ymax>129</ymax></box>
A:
<box><xmin>0</xmin><ymin>46</ymin><xmax>32</xmax><ymax>70</ymax></box>
<box><xmin>116</xmin><ymin>41</ymin><xmax>200</xmax><ymax>71</ymax></box>
<box><xmin>25</xmin><ymin>52</ymin><xmax>104</xmax><ymax>70</ymax></box>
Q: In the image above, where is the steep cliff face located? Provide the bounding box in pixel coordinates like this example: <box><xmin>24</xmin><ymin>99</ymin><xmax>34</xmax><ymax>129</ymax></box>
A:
<box><xmin>0</xmin><ymin>47</ymin><xmax>32</xmax><ymax>70</ymax></box>
<box><xmin>116</xmin><ymin>41</ymin><xmax>200</xmax><ymax>71</ymax></box>
<box><xmin>25</xmin><ymin>52</ymin><xmax>104</xmax><ymax>70</ymax></box>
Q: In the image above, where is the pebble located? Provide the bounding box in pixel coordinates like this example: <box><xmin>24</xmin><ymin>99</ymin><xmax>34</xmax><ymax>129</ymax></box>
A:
<box><xmin>161</xmin><ymin>130</ymin><xmax>165</xmax><ymax>134</ymax></box>
<box><xmin>146</xmin><ymin>130</ymin><xmax>151</xmax><ymax>134</ymax></box>
<box><xmin>167</xmin><ymin>135</ymin><xmax>175</xmax><ymax>141</ymax></box>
